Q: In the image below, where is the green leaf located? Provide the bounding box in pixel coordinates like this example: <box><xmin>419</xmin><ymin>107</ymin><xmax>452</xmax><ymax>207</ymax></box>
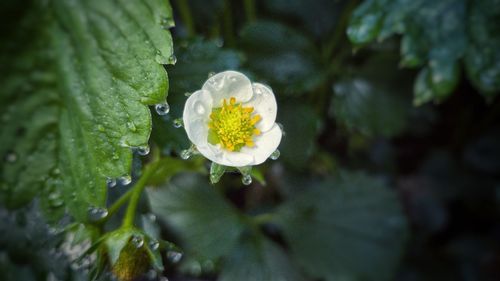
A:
<box><xmin>465</xmin><ymin>0</ymin><xmax>500</xmax><ymax>98</ymax></box>
<box><xmin>146</xmin><ymin>156</ymin><xmax>205</xmax><ymax>186</ymax></box>
<box><xmin>0</xmin><ymin>0</ymin><xmax>174</xmax><ymax>221</ymax></box>
<box><xmin>278</xmin><ymin>103</ymin><xmax>321</xmax><ymax>171</ymax></box>
<box><xmin>146</xmin><ymin>173</ymin><xmax>246</xmax><ymax>259</ymax></box>
<box><xmin>219</xmin><ymin>233</ymin><xmax>304</xmax><ymax>281</ymax></box>
<box><xmin>239</xmin><ymin>20</ymin><xmax>323</xmax><ymax>96</ymax></box>
<box><xmin>331</xmin><ymin>78</ymin><xmax>410</xmax><ymax>137</ymax></box>
<box><xmin>276</xmin><ymin>172</ymin><xmax>408</xmax><ymax>281</ymax></box>
<box><xmin>347</xmin><ymin>0</ymin><xmax>500</xmax><ymax>102</ymax></box>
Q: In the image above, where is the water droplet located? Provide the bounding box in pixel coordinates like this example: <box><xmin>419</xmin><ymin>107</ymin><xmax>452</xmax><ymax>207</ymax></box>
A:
<box><xmin>208</xmin><ymin>72</ymin><xmax>216</xmax><ymax>78</ymax></box>
<box><xmin>131</xmin><ymin>235</ymin><xmax>144</xmax><ymax>248</ymax></box>
<box><xmin>106</xmin><ymin>177</ymin><xmax>117</xmax><ymax>188</ymax></box>
<box><xmin>242</xmin><ymin>174</ymin><xmax>252</xmax><ymax>186</ymax></box>
<box><xmin>5</xmin><ymin>152</ymin><xmax>17</xmax><ymax>163</ymax></box>
<box><xmin>87</xmin><ymin>207</ymin><xmax>108</xmax><ymax>222</ymax></box>
<box><xmin>173</xmin><ymin>118</ymin><xmax>183</xmax><ymax>128</ymax></box>
<box><xmin>155</xmin><ymin>102</ymin><xmax>170</xmax><ymax>115</ymax></box>
<box><xmin>48</xmin><ymin>192</ymin><xmax>64</xmax><ymax>208</ymax></box>
<box><xmin>193</xmin><ymin>101</ymin><xmax>205</xmax><ymax>115</ymax></box>
<box><xmin>118</xmin><ymin>175</ymin><xmax>132</xmax><ymax>185</ymax></box>
<box><xmin>270</xmin><ymin>149</ymin><xmax>280</xmax><ymax>160</ymax></box>
<box><xmin>277</xmin><ymin>122</ymin><xmax>286</xmax><ymax>137</ymax></box>
<box><xmin>166</xmin><ymin>251</ymin><xmax>183</xmax><ymax>263</ymax></box>
<box><xmin>180</xmin><ymin>149</ymin><xmax>191</xmax><ymax>160</ymax></box>
<box><xmin>184</xmin><ymin>92</ymin><xmax>192</xmax><ymax>97</ymax></box>
<box><xmin>127</xmin><ymin>121</ymin><xmax>137</xmax><ymax>132</ymax></box>
<box><xmin>137</xmin><ymin>145</ymin><xmax>150</xmax><ymax>156</ymax></box>
<box><xmin>168</xmin><ymin>54</ymin><xmax>177</xmax><ymax>65</ymax></box>
<box><xmin>160</xmin><ymin>16</ymin><xmax>175</xmax><ymax>29</ymax></box>
<box><xmin>149</xmin><ymin>239</ymin><xmax>159</xmax><ymax>250</ymax></box>
<box><xmin>147</xmin><ymin>213</ymin><xmax>156</xmax><ymax>222</ymax></box>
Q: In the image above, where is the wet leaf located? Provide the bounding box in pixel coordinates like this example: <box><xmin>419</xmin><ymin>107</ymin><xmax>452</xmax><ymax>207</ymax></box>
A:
<box><xmin>147</xmin><ymin>173</ymin><xmax>245</xmax><ymax>259</ymax></box>
<box><xmin>276</xmin><ymin>172</ymin><xmax>408</xmax><ymax>281</ymax></box>
<box><xmin>0</xmin><ymin>0</ymin><xmax>174</xmax><ymax>221</ymax></box>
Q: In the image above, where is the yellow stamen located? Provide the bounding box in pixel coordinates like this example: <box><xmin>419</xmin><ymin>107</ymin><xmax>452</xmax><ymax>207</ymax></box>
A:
<box><xmin>207</xmin><ymin>97</ymin><xmax>262</xmax><ymax>152</ymax></box>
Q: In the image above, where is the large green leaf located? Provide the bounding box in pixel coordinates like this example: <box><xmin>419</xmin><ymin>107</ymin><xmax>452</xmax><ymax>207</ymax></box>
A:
<box><xmin>219</xmin><ymin>233</ymin><xmax>304</xmax><ymax>281</ymax></box>
<box><xmin>276</xmin><ymin>172</ymin><xmax>408</xmax><ymax>281</ymax></box>
<box><xmin>348</xmin><ymin>0</ymin><xmax>500</xmax><ymax>102</ymax></box>
<box><xmin>0</xmin><ymin>0</ymin><xmax>174</xmax><ymax>221</ymax></box>
<box><xmin>146</xmin><ymin>173</ymin><xmax>246</xmax><ymax>259</ymax></box>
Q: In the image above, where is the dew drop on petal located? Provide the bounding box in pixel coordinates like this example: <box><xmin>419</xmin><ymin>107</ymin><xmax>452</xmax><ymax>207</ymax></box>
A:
<box><xmin>87</xmin><ymin>206</ymin><xmax>108</xmax><ymax>222</ymax></box>
<box><xmin>172</xmin><ymin>118</ymin><xmax>183</xmax><ymax>128</ymax></box>
<box><xmin>131</xmin><ymin>234</ymin><xmax>144</xmax><ymax>248</ymax></box>
<box><xmin>242</xmin><ymin>174</ymin><xmax>252</xmax><ymax>186</ymax></box>
<box><xmin>270</xmin><ymin>149</ymin><xmax>280</xmax><ymax>160</ymax></box>
<box><xmin>155</xmin><ymin>102</ymin><xmax>170</xmax><ymax>115</ymax></box>
<box><xmin>193</xmin><ymin>101</ymin><xmax>206</xmax><ymax>115</ymax></box>
<box><xmin>208</xmin><ymin>71</ymin><xmax>216</xmax><ymax>78</ymax></box>
<box><xmin>137</xmin><ymin>145</ymin><xmax>150</xmax><ymax>156</ymax></box>
<box><xmin>118</xmin><ymin>175</ymin><xmax>132</xmax><ymax>186</ymax></box>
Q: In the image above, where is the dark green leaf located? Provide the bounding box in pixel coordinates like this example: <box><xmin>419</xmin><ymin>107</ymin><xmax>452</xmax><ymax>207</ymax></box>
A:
<box><xmin>278</xmin><ymin>103</ymin><xmax>321</xmax><ymax>170</ymax></box>
<box><xmin>219</xmin><ymin>233</ymin><xmax>304</xmax><ymax>281</ymax></box>
<box><xmin>0</xmin><ymin>0</ymin><xmax>174</xmax><ymax>221</ymax></box>
<box><xmin>276</xmin><ymin>172</ymin><xmax>408</xmax><ymax>281</ymax></box>
<box><xmin>146</xmin><ymin>173</ymin><xmax>245</xmax><ymax>259</ymax></box>
<box><xmin>239</xmin><ymin>20</ymin><xmax>323</xmax><ymax>95</ymax></box>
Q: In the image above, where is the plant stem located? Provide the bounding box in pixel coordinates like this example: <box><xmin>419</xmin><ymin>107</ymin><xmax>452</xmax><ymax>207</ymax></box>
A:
<box><xmin>222</xmin><ymin>0</ymin><xmax>235</xmax><ymax>47</ymax></box>
<box><xmin>322</xmin><ymin>0</ymin><xmax>359</xmax><ymax>61</ymax></box>
<box><xmin>175</xmin><ymin>0</ymin><xmax>195</xmax><ymax>37</ymax></box>
<box><xmin>243</xmin><ymin>0</ymin><xmax>256</xmax><ymax>22</ymax></box>
<box><xmin>121</xmin><ymin>161</ymin><xmax>160</xmax><ymax>228</ymax></box>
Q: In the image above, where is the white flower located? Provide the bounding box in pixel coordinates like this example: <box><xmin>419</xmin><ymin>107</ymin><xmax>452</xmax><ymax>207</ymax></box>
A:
<box><xmin>182</xmin><ymin>70</ymin><xmax>282</xmax><ymax>167</ymax></box>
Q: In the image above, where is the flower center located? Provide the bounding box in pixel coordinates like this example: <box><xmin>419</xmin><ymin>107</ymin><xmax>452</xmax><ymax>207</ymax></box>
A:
<box><xmin>208</xmin><ymin>97</ymin><xmax>261</xmax><ymax>152</ymax></box>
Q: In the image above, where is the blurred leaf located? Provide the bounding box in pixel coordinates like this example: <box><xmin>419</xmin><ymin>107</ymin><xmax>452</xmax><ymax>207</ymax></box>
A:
<box><xmin>146</xmin><ymin>173</ymin><xmax>245</xmax><ymax>259</ymax></box>
<box><xmin>278</xmin><ymin>103</ymin><xmax>321</xmax><ymax>170</ymax></box>
<box><xmin>168</xmin><ymin>38</ymin><xmax>243</xmax><ymax>97</ymax></box>
<box><xmin>465</xmin><ymin>0</ymin><xmax>500</xmax><ymax>98</ymax></box>
<box><xmin>347</xmin><ymin>0</ymin><xmax>500</xmax><ymax>102</ymax></box>
<box><xmin>263</xmin><ymin>0</ymin><xmax>345</xmax><ymax>39</ymax></box>
<box><xmin>0</xmin><ymin>0</ymin><xmax>174</xmax><ymax>222</ymax></box>
<box><xmin>276</xmin><ymin>172</ymin><xmax>408</xmax><ymax>281</ymax></box>
<box><xmin>147</xmin><ymin>156</ymin><xmax>205</xmax><ymax>186</ymax></box>
<box><xmin>219</xmin><ymin>233</ymin><xmax>304</xmax><ymax>281</ymax></box>
<box><xmin>0</xmin><ymin>206</ymin><xmax>86</xmax><ymax>281</ymax></box>
<box><xmin>331</xmin><ymin>77</ymin><xmax>409</xmax><ymax>137</ymax></box>
<box><xmin>239</xmin><ymin>20</ymin><xmax>324</xmax><ymax>95</ymax></box>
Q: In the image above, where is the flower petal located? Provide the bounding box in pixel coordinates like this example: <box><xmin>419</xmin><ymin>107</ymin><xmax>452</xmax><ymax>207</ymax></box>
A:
<box><xmin>221</xmin><ymin>151</ymin><xmax>255</xmax><ymax>167</ymax></box>
<box><xmin>244</xmin><ymin>83</ymin><xmax>278</xmax><ymax>132</ymax></box>
<box><xmin>202</xmin><ymin>71</ymin><xmax>253</xmax><ymax>104</ymax></box>
<box><xmin>241</xmin><ymin>123</ymin><xmax>282</xmax><ymax>165</ymax></box>
<box><xmin>196</xmin><ymin>143</ymin><xmax>223</xmax><ymax>164</ymax></box>
<box><xmin>183</xmin><ymin>90</ymin><xmax>212</xmax><ymax>146</ymax></box>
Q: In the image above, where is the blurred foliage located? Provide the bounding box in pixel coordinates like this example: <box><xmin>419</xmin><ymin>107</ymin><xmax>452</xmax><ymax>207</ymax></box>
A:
<box><xmin>1</xmin><ymin>0</ymin><xmax>500</xmax><ymax>281</ymax></box>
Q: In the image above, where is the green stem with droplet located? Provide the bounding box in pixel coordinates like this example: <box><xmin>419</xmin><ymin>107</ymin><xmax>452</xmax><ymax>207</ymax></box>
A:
<box><xmin>121</xmin><ymin>160</ymin><xmax>161</xmax><ymax>228</ymax></box>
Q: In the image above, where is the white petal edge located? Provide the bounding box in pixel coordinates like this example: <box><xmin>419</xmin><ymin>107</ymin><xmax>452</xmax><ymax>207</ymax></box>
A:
<box><xmin>244</xmin><ymin>83</ymin><xmax>278</xmax><ymax>133</ymax></box>
<box><xmin>183</xmin><ymin>90</ymin><xmax>212</xmax><ymax>146</ymax></box>
<box><xmin>202</xmin><ymin>70</ymin><xmax>253</xmax><ymax>105</ymax></box>
<box><xmin>241</xmin><ymin>123</ymin><xmax>282</xmax><ymax>165</ymax></box>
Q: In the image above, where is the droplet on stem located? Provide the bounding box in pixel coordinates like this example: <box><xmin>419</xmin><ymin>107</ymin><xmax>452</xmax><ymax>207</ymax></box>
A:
<box><xmin>242</xmin><ymin>174</ymin><xmax>252</xmax><ymax>186</ymax></box>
